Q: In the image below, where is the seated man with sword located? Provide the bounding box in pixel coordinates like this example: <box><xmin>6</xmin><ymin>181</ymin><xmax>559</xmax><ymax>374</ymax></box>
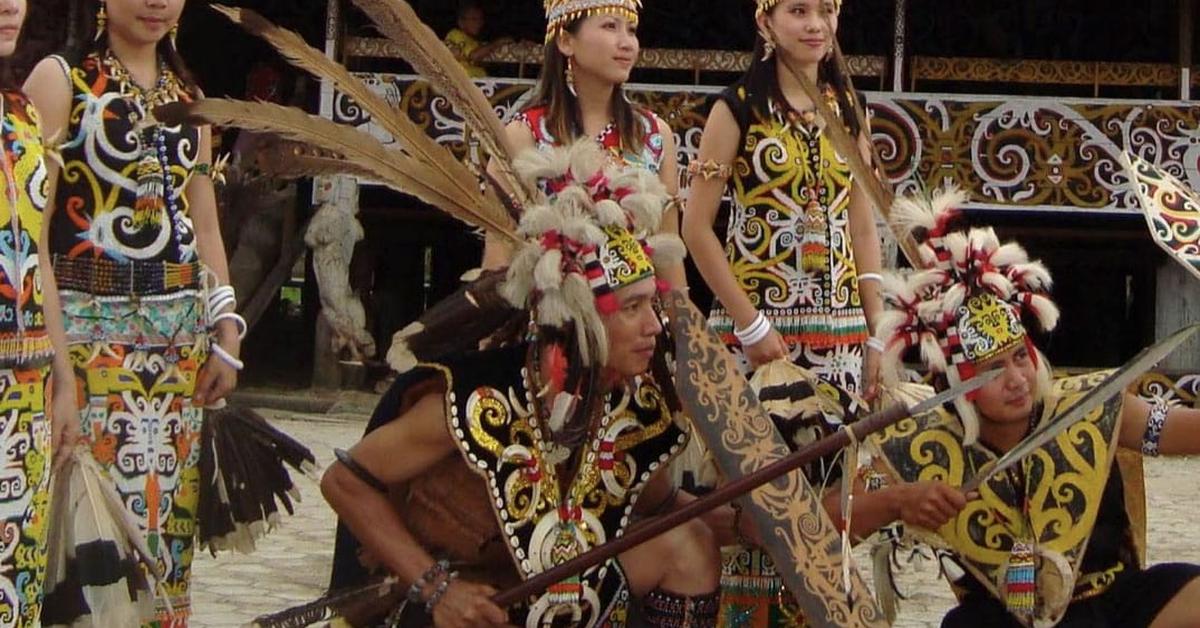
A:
<box><xmin>153</xmin><ymin>0</ymin><xmax>991</xmax><ymax>625</ymax></box>
<box><xmin>826</xmin><ymin>188</ymin><xmax>1200</xmax><ymax>627</ymax></box>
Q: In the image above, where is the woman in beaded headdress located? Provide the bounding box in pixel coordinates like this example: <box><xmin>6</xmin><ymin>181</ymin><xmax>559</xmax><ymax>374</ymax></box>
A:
<box><xmin>23</xmin><ymin>1</ymin><xmax>242</xmax><ymax>625</ymax></box>
<box><xmin>680</xmin><ymin>0</ymin><xmax>885</xmax><ymax>624</ymax></box>
<box><xmin>0</xmin><ymin>0</ymin><xmax>81</xmax><ymax>624</ymax></box>
<box><xmin>480</xmin><ymin>0</ymin><xmax>687</xmax><ymax>290</ymax></box>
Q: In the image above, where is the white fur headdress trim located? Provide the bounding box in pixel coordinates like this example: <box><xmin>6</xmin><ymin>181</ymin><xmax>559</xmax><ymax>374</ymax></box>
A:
<box><xmin>874</xmin><ymin>186</ymin><xmax>1060</xmax><ymax>445</ymax></box>
<box><xmin>501</xmin><ymin>139</ymin><xmax>676</xmax><ymax>366</ymax></box>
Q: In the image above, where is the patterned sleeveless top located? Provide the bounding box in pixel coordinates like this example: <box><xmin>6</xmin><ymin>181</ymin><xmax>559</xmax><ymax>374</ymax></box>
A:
<box><xmin>0</xmin><ymin>91</ymin><xmax>53</xmax><ymax>368</ymax></box>
<box><xmin>515</xmin><ymin>105</ymin><xmax>665</xmax><ymax>173</ymax></box>
<box><xmin>708</xmin><ymin>82</ymin><xmax>868</xmax><ymax>350</ymax></box>
<box><xmin>49</xmin><ymin>51</ymin><xmax>200</xmax><ymax>265</ymax></box>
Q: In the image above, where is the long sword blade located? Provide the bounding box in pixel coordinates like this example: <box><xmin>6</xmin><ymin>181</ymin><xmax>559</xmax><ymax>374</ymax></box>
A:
<box><xmin>963</xmin><ymin>324</ymin><xmax>1199</xmax><ymax>492</ymax></box>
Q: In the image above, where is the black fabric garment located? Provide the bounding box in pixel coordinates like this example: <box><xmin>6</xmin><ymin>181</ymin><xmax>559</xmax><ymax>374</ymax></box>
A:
<box><xmin>942</xmin><ymin>562</ymin><xmax>1200</xmax><ymax>627</ymax></box>
<box><xmin>943</xmin><ymin>463</ymin><xmax>1199</xmax><ymax>627</ymax></box>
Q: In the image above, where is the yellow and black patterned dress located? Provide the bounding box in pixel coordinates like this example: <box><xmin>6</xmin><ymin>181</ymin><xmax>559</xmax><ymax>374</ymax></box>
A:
<box><xmin>46</xmin><ymin>51</ymin><xmax>208</xmax><ymax>628</ymax></box>
<box><xmin>708</xmin><ymin>83</ymin><xmax>868</xmax><ymax>391</ymax></box>
<box><xmin>0</xmin><ymin>89</ymin><xmax>56</xmax><ymax>627</ymax></box>
<box><xmin>710</xmin><ymin>81</ymin><xmax>869</xmax><ymax>628</ymax></box>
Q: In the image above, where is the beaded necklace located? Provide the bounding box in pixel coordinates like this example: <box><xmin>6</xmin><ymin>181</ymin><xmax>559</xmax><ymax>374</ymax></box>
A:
<box><xmin>971</xmin><ymin>412</ymin><xmax>1041</xmax><ymax>620</ymax></box>
<box><xmin>103</xmin><ymin>51</ymin><xmax>183</xmax><ymax>232</ymax></box>
<box><xmin>772</xmin><ymin>85</ymin><xmax>841</xmax><ymax>275</ymax></box>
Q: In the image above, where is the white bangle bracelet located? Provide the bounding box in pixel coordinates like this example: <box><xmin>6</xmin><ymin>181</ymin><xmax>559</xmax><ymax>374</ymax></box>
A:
<box><xmin>209</xmin><ymin>297</ymin><xmax>237</xmax><ymax>316</ymax></box>
<box><xmin>865</xmin><ymin>337</ymin><xmax>886</xmax><ymax>353</ymax></box>
<box><xmin>208</xmin><ymin>285</ymin><xmax>238</xmax><ymax>315</ymax></box>
<box><xmin>213</xmin><ymin>311</ymin><xmax>249</xmax><ymax>341</ymax></box>
<box><xmin>210</xmin><ymin>343</ymin><xmax>245</xmax><ymax>371</ymax></box>
<box><xmin>858</xmin><ymin>272</ymin><xmax>883</xmax><ymax>284</ymax></box>
<box><xmin>734</xmin><ymin>312</ymin><xmax>772</xmax><ymax>347</ymax></box>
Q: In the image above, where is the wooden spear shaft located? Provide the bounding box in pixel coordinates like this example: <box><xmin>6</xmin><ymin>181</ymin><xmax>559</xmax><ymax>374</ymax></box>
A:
<box><xmin>491</xmin><ymin>400</ymin><xmax>912</xmax><ymax>607</ymax></box>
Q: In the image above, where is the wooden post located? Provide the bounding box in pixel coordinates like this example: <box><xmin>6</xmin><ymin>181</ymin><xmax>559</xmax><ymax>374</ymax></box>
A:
<box><xmin>320</xmin><ymin>0</ymin><xmax>341</xmax><ymax>120</ymax></box>
<box><xmin>1156</xmin><ymin>262</ymin><xmax>1200</xmax><ymax>372</ymax></box>
<box><xmin>891</xmin><ymin>0</ymin><xmax>907</xmax><ymax>92</ymax></box>
<box><xmin>309</xmin><ymin>0</ymin><xmax>359</xmax><ymax>389</ymax></box>
<box><xmin>1182</xmin><ymin>0</ymin><xmax>1194</xmax><ymax>100</ymax></box>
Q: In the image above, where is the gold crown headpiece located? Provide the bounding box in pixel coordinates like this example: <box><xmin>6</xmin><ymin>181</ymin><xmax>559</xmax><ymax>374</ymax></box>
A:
<box><xmin>544</xmin><ymin>0</ymin><xmax>642</xmax><ymax>43</ymax></box>
<box><xmin>756</xmin><ymin>0</ymin><xmax>843</xmax><ymax>19</ymax></box>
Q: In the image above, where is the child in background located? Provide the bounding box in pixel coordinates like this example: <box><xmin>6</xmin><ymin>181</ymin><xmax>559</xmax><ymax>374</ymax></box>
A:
<box><xmin>445</xmin><ymin>1</ymin><xmax>512</xmax><ymax>78</ymax></box>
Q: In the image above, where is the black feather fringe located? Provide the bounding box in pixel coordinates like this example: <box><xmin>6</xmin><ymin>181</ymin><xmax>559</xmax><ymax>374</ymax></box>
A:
<box><xmin>198</xmin><ymin>406</ymin><xmax>318</xmax><ymax>555</ymax></box>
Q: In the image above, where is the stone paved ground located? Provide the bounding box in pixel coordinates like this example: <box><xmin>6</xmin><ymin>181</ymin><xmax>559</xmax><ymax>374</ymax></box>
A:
<box><xmin>191</xmin><ymin>407</ymin><xmax>1200</xmax><ymax>627</ymax></box>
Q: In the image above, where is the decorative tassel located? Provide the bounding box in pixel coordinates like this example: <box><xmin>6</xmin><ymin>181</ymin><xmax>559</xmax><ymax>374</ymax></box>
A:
<box><xmin>134</xmin><ymin>147</ymin><xmax>166</xmax><ymax>228</ymax></box>
<box><xmin>546</xmin><ymin>577</ymin><xmax>583</xmax><ymax>607</ymax></box>
<box><xmin>546</xmin><ymin>518</ymin><xmax>583</xmax><ymax>608</ymax></box>
<box><xmin>800</xmin><ymin>199</ymin><xmax>829</xmax><ymax>273</ymax></box>
<box><xmin>871</xmin><ymin>538</ymin><xmax>900</xmax><ymax>624</ymax></box>
<box><xmin>801</xmin><ymin>242</ymin><xmax>829</xmax><ymax>273</ymax></box>
<box><xmin>1003</xmin><ymin>541</ymin><xmax>1037</xmax><ymax>618</ymax></box>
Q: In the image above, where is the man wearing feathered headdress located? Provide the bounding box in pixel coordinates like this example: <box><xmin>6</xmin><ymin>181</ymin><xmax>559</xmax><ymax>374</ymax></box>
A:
<box><xmin>821</xmin><ymin>188</ymin><xmax>1200</xmax><ymax>627</ymax></box>
<box><xmin>306</xmin><ymin>0</ymin><xmax>727</xmax><ymax>621</ymax></box>
<box><xmin>323</xmin><ymin>138</ymin><xmax>723</xmax><ymax>626</ymax></box>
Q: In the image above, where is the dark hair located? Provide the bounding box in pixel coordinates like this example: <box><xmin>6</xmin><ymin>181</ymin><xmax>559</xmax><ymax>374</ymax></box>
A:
<box><xmin>396</xmin><ymin>268</ymin><xmax>682</xmax><ymax>446</ymax></box>
<box><xmin>70</xmin><ymin>0</ymin><xmax>201</xmax><ymax>99</ymax></box>
<box><xmin>530</xmin><ymin>319</ymin><xmax>680</xmax><ymax>449</ymax></box>
<box><xmin>526</xmin><ymin>18</ymin><xmax>646</xmax><ymax>153</ymax></box>
<box><xmin>741</xmin><ymin>27</ymin><xmax>862</xmax><ymax>140</ymax></box>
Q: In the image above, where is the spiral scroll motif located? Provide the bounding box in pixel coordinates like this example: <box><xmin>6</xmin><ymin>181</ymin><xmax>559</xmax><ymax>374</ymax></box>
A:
<box><xmin>331</xmin><ymin>75</ymin><xmax>1199</xmax><ymax>214</ymax></box>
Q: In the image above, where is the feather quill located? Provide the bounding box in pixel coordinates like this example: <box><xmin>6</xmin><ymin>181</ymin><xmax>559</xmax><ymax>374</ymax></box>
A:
<box><xmin>247</xmin><ymin>577</ymin><xmax>401</xmax><ymax>628</ymax></box>
<box><xmin>347</xmin><ymin>0</ymin><xmax>532</xmax><ymax>208</ymax></box>
<box><xmin>156</xmin><ymin>99</ymin><xmax>520</xmax><ymax>244</ymax></box>
<box><xmin>210</xmin><ymin>5</ymin><xmax>491</xmax><ymax>209</ymax></box>
<box><xmin>253</xmin><ymin>139</ymin><xmax>379</xmax><ymax>181</ymax></box>
<box><xmin>76</xmin><ymin>450</ymin><xmax>162</xmax><ymax>579</ymax></box>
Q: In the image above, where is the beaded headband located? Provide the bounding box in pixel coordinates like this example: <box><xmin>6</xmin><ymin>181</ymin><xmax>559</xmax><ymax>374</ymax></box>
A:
<box><xmin>500</xmin><ymin>140</ymin><xmax>683</xmax><ymax>366</ymax></box>
<box><xmin>756</xmin><ymin>0</ymin><xmax>843</xmax><ymax>19</ymax></box>
<box><xmin>544</xmin><ymin>0</ymin><xmax>641</xmax><ymax>43</ymax></box>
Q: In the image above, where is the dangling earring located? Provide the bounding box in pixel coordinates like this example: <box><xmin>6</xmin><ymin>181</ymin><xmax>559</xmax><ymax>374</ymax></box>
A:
<box><xmin>760</xmin><ymin>32</ymin><xmax>776</xmax><ymax>61</ymax></box>
<box><xmin>170</xmin><ymin>23</ymin><xmax>179</xmax><ymax>46</ymax></box>
<box><xmin>94</xmin><ymin>2</ymin><xmax>107</xmax><ymax>41</ymax></box>
<box><xmin>566</xmin><ymin>57</ymin><xmax>577</xmax><ymax>97</ymax></box>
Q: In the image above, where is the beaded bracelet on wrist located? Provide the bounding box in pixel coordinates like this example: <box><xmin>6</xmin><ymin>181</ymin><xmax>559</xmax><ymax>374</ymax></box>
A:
<box><xmin>425</xmin><ymin>571</ymin><xmax>459</xmax><ymax>613</ymax></box>
<box><xmin>406</xmin><ymin>559</ymin><xmax>450</xmax><ymax>604</ymax></box>
<box><xmin>1142</xmin><ymin>399</ymin><xmax>1169</xmax><ymax>457</ymax></box>
<box><xmin>734</xmin><ymin>312</ymin><xmax>772</xmax><ymax>347</ymax></box>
